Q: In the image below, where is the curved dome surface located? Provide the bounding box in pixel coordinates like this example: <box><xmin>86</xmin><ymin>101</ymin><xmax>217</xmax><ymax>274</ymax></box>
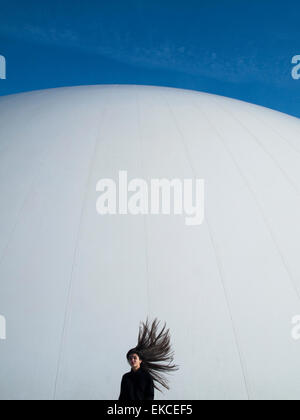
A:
<box><xmin>1</xmin><ymin>85</ymin><xmax>300</xmax><ymax>400</ymax></box>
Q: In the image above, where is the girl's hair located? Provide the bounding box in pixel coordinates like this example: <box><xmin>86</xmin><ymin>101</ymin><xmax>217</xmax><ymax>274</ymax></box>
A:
<box><xmin>126</xmin><ymin>317</ymin><xmax>179</xmax><ymax>392</ymax></box>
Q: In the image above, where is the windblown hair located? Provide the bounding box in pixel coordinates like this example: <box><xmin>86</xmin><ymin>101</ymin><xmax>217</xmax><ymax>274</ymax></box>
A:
<box><xmin>126</xmin><ymin>317</ymin><xmax>179</xmax><ymax>392</ymax></box>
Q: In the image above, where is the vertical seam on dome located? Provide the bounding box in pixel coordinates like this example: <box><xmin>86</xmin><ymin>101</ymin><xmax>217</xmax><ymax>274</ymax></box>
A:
<box><xmin>52</xmin><ymin>97</ymin><xmax>110</xmax><ymax>400</ymax></box>
<box><xmin>162</xmin><ymin>92</ymin><xmax>252</xmax><ymax>401</ymax></box>
<box><xmin>0</xmin><ymin>95</ymin><xmax>71</xmax><ymax>269</ymax></box>
<box><xmin>210</xmin><ymin>96</ymin><xmax>300</xmax><ymax>196</ymax></box>
<box><xmin>252</xmin><ymin>112</ymin><xmax>300</xmax><ymax>154</ymax></box>
<box><xmin>224</xmin><ymin>99</ymin><xmax>300</xmax><ymax>155</ymax></box>
<box><xmin>135</xmin><ymin>87</ymin><xmax>151</xmax><ymax>318</ymax></box>
<box><xmin>198</xmin><ymin>96</ymin><xmax>300</xmax><ymax>303</ymax></box>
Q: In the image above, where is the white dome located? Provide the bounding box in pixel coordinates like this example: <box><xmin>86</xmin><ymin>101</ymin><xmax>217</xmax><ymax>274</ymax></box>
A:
<box><xmin>1</xmin><ymin>85</ymin><xmax>300</xmax><ymax>400</ymax></box>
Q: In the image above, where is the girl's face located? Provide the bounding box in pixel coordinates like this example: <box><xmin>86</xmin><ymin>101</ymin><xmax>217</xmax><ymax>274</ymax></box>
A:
<box><xmin>128</xmin><ymin>353</ymin><xmax>142</xmax><ymax>370</ymax></box>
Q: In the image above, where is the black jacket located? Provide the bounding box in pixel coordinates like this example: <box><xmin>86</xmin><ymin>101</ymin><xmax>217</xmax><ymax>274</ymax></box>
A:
<box><xmin>118</xmin><ymin>367</ymin><xmax>154</xmax><ymax>401</ymax></box>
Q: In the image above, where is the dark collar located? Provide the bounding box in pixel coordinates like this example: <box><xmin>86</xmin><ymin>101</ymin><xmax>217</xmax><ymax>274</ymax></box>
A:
<box><xmin>131</xmin><ymin>367</ymin><xmax>142</xmax><ymax>373</ymax></box>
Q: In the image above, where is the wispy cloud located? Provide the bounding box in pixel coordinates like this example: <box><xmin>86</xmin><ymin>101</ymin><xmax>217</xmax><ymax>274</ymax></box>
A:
<box><xmin>0</xmin><ymin>2</ymin><xmax>295</xmax><ymax>89</ymax></box>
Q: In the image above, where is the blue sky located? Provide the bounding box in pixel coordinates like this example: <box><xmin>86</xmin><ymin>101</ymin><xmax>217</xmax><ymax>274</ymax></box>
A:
<box><xmin>0</xmin><ymin>0</ymin><xmax>299</xmax><ymax>117</ymax></box>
